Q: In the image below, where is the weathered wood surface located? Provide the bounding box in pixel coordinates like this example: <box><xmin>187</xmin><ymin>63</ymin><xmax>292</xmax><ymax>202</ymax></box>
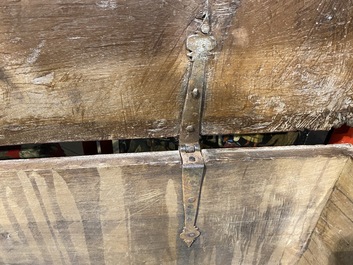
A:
<box><xmin>203</xmin><ymin>0</ymin><xmax>353</xmax><ymax>135</ymax></box>
<box><xmin>0</xmin><ymin>0</ymin><xmax>204</xmax><ymax>144</ymax></box>
<box><xmin>298</xmin><ymin>157</ymin><xmax>353</xmax><ymax>265</ymax></box>
<box><xmin>1</xmin><ymin>0</ymin><xmax>353</xmax><ymax>145</ymax></box>
<box><xmin>0</xmin><ymin>145</ymin><xmax>350</xmax><ymax>264</ymax></box>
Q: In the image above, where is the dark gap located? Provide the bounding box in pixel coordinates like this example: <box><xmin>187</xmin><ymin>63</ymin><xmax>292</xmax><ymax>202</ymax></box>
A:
<box><xmin>0</xmin><ymin>127</ymin><xmax>350</xmax><ymax>160</ymax></box>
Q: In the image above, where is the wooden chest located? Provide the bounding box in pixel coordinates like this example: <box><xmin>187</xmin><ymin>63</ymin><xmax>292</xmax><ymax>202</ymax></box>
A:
<box><xmin>0</xmin><ymin>0</ymin><xmax>353</xmax><ymax>264</ymax></box>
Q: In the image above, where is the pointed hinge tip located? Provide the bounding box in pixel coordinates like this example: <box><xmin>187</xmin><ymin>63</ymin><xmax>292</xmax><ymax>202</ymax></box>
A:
<box><xmin>180</xmin><ymin>226</ymin><xmax>201</xmax><ymax>247</ymax></box>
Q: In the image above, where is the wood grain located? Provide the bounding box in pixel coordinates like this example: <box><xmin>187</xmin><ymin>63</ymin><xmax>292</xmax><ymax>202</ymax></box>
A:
<box><xmin>298</xmin><ymin>157</ymin><xmax>353</xmax><ymax>265</ymax></box>
<box><xmin>1</xmin><ymin>0</ymin><xmax>353</xmax><ymax>144</ymax></box>
<box><xmin>0</xmin><ymin>0</ymin><xmax>204</xmax><ymax>145</ymax></box>
<box><xmin>203</xmin><ymin>0</ymin><xmax>353</xmax><ymax>134</ymax></box>
<box><xmin>0</xmin><ymin>145</ymin><xmax>349</xmax><ymax>264</ymax></box>
<box><xmin>0</xmin><ymin>151</ymin><xmax>182</xmax><ymax>265</ymax></box>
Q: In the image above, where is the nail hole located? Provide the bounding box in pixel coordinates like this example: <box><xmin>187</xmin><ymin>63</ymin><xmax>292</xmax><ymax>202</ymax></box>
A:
<box><xmin>189</xmin><ymin>156</ymin><xmax>196</xmax><ymax>162</ymax></box>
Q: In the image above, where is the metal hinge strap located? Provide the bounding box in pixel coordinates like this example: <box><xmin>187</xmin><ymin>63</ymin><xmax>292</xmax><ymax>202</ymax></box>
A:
<box><xmin>178</xmin><ymin>10</ymin><xmax>216</xmax><ymax>247</ymax></box>
<box><xmin>179</xmin><ymin>149</ymin><xmax>204</xmax><ymax>247</ymax></box>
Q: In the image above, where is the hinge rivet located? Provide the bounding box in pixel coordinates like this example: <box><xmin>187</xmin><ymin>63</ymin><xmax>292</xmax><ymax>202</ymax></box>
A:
<box><xmin>201</xmin><ymin>23</ymin><xmax>210</xmax><ymax>34</ymax></box>
<box><xmin>192</xmin><ymin>88</ymin><xmax>199</xmax><ymax>98</ymax></box>
<box><xmin>186</xmin><ymin>125</ymin><xmax>195</xmax><ymax>132</ymax></box>
<box><xmin>188</xmin><ymin>197</ymin><xmax>196</xmax><ymax>203</ymax></box>
<box><xmin>189</xmin><ymin>156</ymin><xmax>196</xmax><ymax>162</ymax></box>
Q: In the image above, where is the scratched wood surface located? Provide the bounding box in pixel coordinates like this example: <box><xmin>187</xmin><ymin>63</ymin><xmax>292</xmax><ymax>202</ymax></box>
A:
<box><xmin>298</xmin><ymin>158</ymin><xmax>353</xmax><ymax>265</ymax></box>
<box><xmin>0</xmin><ymin>145</ymin><xmax>350</xmax><ymax>265</ymax></box>
<box><xmin>203</xmin><ymin>0</ymin><xmax>353</xmax><ymax>134</ymax></box>
<box><xmin>0</xmin><ymin>0</ymin><xmax>204</xmax><ymax>145</ymax></box>
<box><xmin>1</xmin><ymin>1</ymin><xmax>353</xmax><ymax>145</ymax></box>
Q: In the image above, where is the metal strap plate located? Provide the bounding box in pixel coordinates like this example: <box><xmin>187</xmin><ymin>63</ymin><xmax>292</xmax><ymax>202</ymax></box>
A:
<box><xmin>178</xmin><ymin>10</ymin><xmax>216</xmax><ymax>247</ymax></box>
<box><xmin>179</xmin><ymin>149</ymin><xmax>205</xmax><ymax>247</ymax></box>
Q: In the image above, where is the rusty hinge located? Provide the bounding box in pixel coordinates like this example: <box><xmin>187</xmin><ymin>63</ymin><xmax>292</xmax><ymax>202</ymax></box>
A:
<box><xmin>179</xmin><ymin>10</ymin><xmax>216</xmax><ymax>247</ymax></box>
<box><xmin>179</xmin><ymin>144</ymin><xmax>204</xmax><ymax>247</ymax></box>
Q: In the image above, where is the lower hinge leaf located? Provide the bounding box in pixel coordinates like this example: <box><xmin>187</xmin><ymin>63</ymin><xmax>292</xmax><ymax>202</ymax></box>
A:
<box><xmin>179</xmin><ymin>149</ymin><xmax>205</xmax><ymax>247</ymax></box>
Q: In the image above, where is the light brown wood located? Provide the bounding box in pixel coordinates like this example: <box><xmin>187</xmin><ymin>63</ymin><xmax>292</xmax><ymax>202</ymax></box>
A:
<box><xmin>298</xmin><ymin>157</ymin><xmax>353</xmax><ymax>265</ymax></box>
<box><xmin>0</xmin><ymin>145</ymin><xmax>350</xmax><ymax>264</ymax></box>
<box><xmin>1</xmin><ymin>1</ymin><xmax>353</xmax><ymax>145</ymax></box>
<box><xmin>203</xmin><ymin>0</ymin><xmax>353</xmax><ymax>135</ymax></box>
<box><xmin>0</xmin><ymin>0</ymin><xmax>204</xmax><ymax>145</ymax></box>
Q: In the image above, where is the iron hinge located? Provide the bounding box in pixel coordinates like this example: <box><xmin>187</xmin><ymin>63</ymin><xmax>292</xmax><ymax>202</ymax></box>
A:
<box><xmin>179</xmin><ymin>145</ymin><xmax>205</xmax><ymax>247</ymax></box>
<box><xmin>178</xmin><ymin>9</ymin><xmax>216</xmax><ymax>247</ymax></box>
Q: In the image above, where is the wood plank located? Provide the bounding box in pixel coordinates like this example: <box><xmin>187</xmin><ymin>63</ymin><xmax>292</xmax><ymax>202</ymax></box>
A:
<box><xmin>0</xmin><ymin>0</ymin><xmax>204</xmax><ymax>145</ymax></box>
<box><xmin>199</xmin><ymin>147</ymin><xmax>347</xmax><ymax>264</ymax></box>
<box><xmin>203</xmin><ymin>0</ymin><xmax>353</xmax><ymax>134</ymax></box>
<box><xmin>0</xmin><ymin>151</ymin><xmax>182</xmax><ymax>265</ymax></box>
<box><xmin>0</xmin><ymin>145</ymin><xmax>349</xmax><ymax>264</ymax></box>
<box><xmin>298</xmin><ymin>158</ymin><xmax>353</xmax><ymax>265</ymax></box>
<box><xmin>2</xmin><ymin>0</ymin><xmax>353</xmax><ymax>144</ymax></box>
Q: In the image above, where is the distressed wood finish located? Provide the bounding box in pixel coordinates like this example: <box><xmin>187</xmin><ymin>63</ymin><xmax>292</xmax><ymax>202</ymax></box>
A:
<box><xmin>298</xmin><ymin>158</ymin><xmax>353</xmax><ymax>265</ymax></box>
<box><xmin>1</xmin><ymin>0</ymin><xmax>353</xmax><ymax>145</ymax></box>
<box><xmin>0</xmin><ymin>146</ymin><xmax>350</xmax><ymax>264</ymax></box>
<box><xmin>0</xmin><ymin>0</ymin><xmax>204</xmax><ymax>144</ymax></box>
<box><xmin>203</xmin><ymin>0</ymin><xmax>353</xmax><ymax>134</ymax></box>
